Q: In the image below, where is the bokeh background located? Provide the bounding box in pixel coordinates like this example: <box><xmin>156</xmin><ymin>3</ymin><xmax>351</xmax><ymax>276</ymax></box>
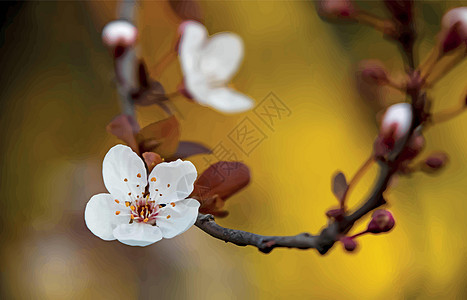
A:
<box><xmin>1</xmin><ymin>1</ymin><xmax>466</xmax><ymax>299</ymax></box>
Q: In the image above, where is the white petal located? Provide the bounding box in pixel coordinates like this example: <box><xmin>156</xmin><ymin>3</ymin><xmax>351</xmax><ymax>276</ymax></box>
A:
<box><xmin>204</xmin><ymin>87</ymin><xmax>254</xmax><ymax>113</ymax></box>
<box><xmin>148</xmin><ymin>159</ymin><xmax>197</xmax><ymax>203</ymax></box>
<box><xmin>155</xmin><ymin>199</ymin><xmax>200</xmax><ymax>239</ymax></box>
<box><xmin>113</xmin><ymin>223</ymin><xmax>163</xmax><ymax>247</ymax></box>
<box><xmin>102</xmin><ymin>145</ymin><xmax>147</xmax><ymax>202</ymax></box>
<box><xmin>85</xmin><ymin>193</ymin><xmax>130</xmax><ymax>241</ymax></box>
<box><xmin>179</xmin><ymin>21</ymin><xmax>208</xmax><ymax>76</ymax></box>
<box><xmin>199</xmin><ymin>32</ymin><xmax>244</xmax><ymax>84</ymax></box>
<box><xmin>102</xmin><ymin>20</ymin><xmax>137</xmax><ymax>47</ymax></box>
<box><xmin>381</xmin><ymin>103</ymin><xmax>412</xmax><ymax>139</ymax></box>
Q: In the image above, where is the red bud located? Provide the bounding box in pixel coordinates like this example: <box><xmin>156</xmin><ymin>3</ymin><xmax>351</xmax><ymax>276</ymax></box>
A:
<box><xmin>340</xmin><ymin>236</ymin><xmax>358</xmax><ymax>252</ymax></box>
<box><xmin>367</xmin><ymin>210</ymin><xmax>395</xmax><ymax>234</ymax></box>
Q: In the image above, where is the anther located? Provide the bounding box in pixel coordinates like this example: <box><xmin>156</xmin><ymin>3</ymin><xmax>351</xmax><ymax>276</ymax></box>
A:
<box><xmin>125</xmin><ymin>201</ymin><xmax>130</xmax><ymax>207</ymax></box>
<box><xmin>137</xmin><ymin>173</ymin><xmax>141</xmax><ymax>178</ymax></box>
<box><xmin>115</xmin><ymin>199</ymin><xmax>120</xmax><ymax>204</ymax></box>
<box><xmin>143</xmin><ymin>218</ymin><xmax>149</xmax><ymax>222</ymax></box>
<box><xmin>151</xmin><ymin>177</ymin><xmax>156</xmax><ymax>182</ymax></box>
<box><xmin>167</xmin><ymin>184</ymin><xmax>170</xmax><ymax>188</ymax></box>
<box><xmin>115</xmin><ymin>211</ymin><xmax>121</xmax><ymax>215</ymax></box>
<box><xmin>124</xmin><ymin>178</ymin><xmax>128</xmax><ymax>182</ymax></box>
<box><xmin>131</xmin><ymin>205</ymin><xmax>136</xmax><ymax>211</ymax></box>
<box><xmin>171</xmin><ymin>202</ymin><xmax>175</xmax><ymax>207</ymax></box>
<box><xmin>167</xmin><ymin>215</ymin><xmax>171</xmax><ymax>219</ymax></box>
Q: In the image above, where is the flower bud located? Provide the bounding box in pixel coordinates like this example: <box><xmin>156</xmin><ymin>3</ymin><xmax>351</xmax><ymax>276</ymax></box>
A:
<box><xmin>440</xmin><ymin>7</ymin><xmax>467</xmax><ymax>53</ymax></box>
<box><xmin>367</xmin><ymin>209</ymin><xmax>395</xmax><ymax>234</ymax></box>
<box><xmin>374</xmin><ymin>103</ymin><xmax>413</xmax><ymax>156</ymax></box>
<box><xmin>422</xmin><ymin>151</ymin><xmax>449</xmax><ymax>173</ymax></box>
<box><xmin>102</xmin><ymin>20</ymin><xmax>138</xmax><ymax>48</ymax></box>
<box><xmin>340</xmin><ymin>236</ymin><xmax>357</xmax><ymax>252</ymax></box>
<box><xmin>318</xmin><ymin>0</ymin><xmax>356</xmax><ymax>20</ymax></box>
<box><xmin>399</xmin><ymin>131</ymin><xmax>425</xmax><ymax>163</ymax></box>
<box><xmin>359</xmin><ymin>60</ymin><xmax>389</xmax><ymax>86</ymax></box>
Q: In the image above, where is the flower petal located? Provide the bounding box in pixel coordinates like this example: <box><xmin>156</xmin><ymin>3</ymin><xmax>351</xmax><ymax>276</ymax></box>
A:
<box><xmin>113</xmin><ymin>223</ymin><xmax>163</xmax><ymax>247</ymax></box>
<box><xmin>204</xmin><ymin>87</ymin><xmax>254</xmax><ymax>113</ymax></box>
<box><xmin>148</xmin><ymin>159</ymin><xmax>197</xmax><ymax>203</ymax></box>
<box><xmin>179</xmin><ymin>21</ymin><xmax>207</xmax><ymax>76</ymax></box>
<box><xmin>199</xmin><ymin>32</ymin><xmax>244</xmax><ymax>84</ymax></box>
<box><xmin>155</xmin><ymin>198</ymin><xmax>200</xmax><ymax>238</ymax></box>
<box><xmin>85</xmin><ymin>193</ymin><xmax>130</xmax><ymax>241</ymax></box>
<box><xmin>102</xmin><ymin>144</ymin><xmax>147</xmax><ymax>202</ymax></box>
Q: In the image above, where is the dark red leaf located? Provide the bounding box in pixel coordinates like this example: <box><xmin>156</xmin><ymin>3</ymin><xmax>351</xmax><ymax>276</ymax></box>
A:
<box><xmin>169</xmin><ymin>141</ymin><xmax>211</xmax><ymax>160</ymax></box>
<box><xmin>136</xmin><ymin>115</ymin><xmax>180</xmax><ymax>158</ymax></box>
<box><xmin>106</xmin><ymin>115</ymin><xmax>140</xmax><ymax>153</ymax></box>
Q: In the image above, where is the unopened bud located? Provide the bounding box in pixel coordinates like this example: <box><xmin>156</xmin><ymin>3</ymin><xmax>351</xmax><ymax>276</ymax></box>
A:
<box><xmin>399</xmin><ymin>132</ymin><xmax>425</xmax><ymax>162</ymax></box>
<box><xmin>374</xmin><ymin>103</ymin><xmax>413</xmax><ymax>156</ymax></box>
<box><xmin>318</xmin><ymin>0</ymin><xmax>356</xmax><ymax>20</ymax></box>
<box><xmin>340</xmin><ymin>236</ymin><xmax>358</xmax><ymax>252</ymax></box>
<box><xmin>440</xmin><ymin>7</ymin><xmax>467</xmax><ymax>53</ymax></box>
<box><xmin>102</xmin><ymin>20</ymin><xmax>138</xmax><ymax>48</ymax></box>
<box><xmin>367</xmin><ymin>210</ymin><xmax>395</xmax><ymax>234</ymax></box>
<box><xmin>422</xmin><ymin>152</ymin><xmax>449</xmax><ymax>173</ymax></box>
<box><xmin>359</xmin><ymin>60</ymin><xmax>389</xmax><ymax>85</ymax></box>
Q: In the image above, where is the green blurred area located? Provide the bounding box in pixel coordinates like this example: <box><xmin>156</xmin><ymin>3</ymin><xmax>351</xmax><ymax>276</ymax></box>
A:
<box><xmin>0</xmin><ymin>1</ymin><xmax>466</xmax><ymax>299</ymax></box>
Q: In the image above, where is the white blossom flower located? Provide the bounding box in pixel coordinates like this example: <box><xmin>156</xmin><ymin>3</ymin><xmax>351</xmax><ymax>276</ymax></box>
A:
<box><xmin>85</xmin><ymin>144</ymin><xmax>200</xmax><ymax>246</ymax></box>
<box><xmin>178</xmin><ymin>21</ymin><xmax>254</xmax><ymax>113</ymax></box>
<box><xmin>102</xmin><ymin>20</ymin><xmax>138</xmax><ymax>47</ymax></box>
<box><xmin>381</xmin><ymin>103</ymin><xmax>413</xmax><ymax>140</ymax></box>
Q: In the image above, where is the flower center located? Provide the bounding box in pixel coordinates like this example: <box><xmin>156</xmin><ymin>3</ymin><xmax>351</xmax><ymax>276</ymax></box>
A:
<box><xmin>128</xmin><ymin>195</ymin><xmax>160</xmax><ymax>225</ymax></box>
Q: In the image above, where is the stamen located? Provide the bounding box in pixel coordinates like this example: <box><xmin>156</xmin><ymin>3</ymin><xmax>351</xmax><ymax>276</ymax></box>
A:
<box><xmin>160</xmin><ymin>194</ymin><xmax>162</xmax><ymax>197</ymax></box>
<box><xmin>131</xmin><ymin>206</ymin><xmax>136</xmax><ymax>211</ymax></box>
<box><xmin>115</xmin><ymin>211</ymin><xmax>121</xmax><ymax>215</ymax></box>
<box><xmin>114</xmin><ymin>199</ymin><xmax>120</xmax><ymax>204</ymax></box>
<box><xmin>136</xmin><ymin>185</ymin><xmax>139</xmax><ymax>187</ymax></box>
<box><xmin>151</xmin><ymin>177</ymin><xmax>156</xmax><ymax>182</ymax></box>
<box><xmin>167</xmin><ymin>215</ymin><xmax>171</xmax><ymax>219</ymax></box>
<box><xmin>125</xmin><ymin>201</ymin><xmax>130</xmax><ymax>207</ymax></box>
<box><xmin>137</xmin><ymin>173</ymin><xmax>141</xmax><ymax>178</ymax></box>
<box><xmin>171</xmin><ymin>202</ymin><xmax>175</xmax><ymax>207</ymax></box>
<box><xmin>128</xmin><ymin>192</ymin><xmax>131</xmax><ymax>196</ymax></box>
<box><xmin>130</xmin><ymin>214</ymin><xmax>134</xmax><ymax>220</ymax></box>
<box><xmin>167</xmin><ymin>184</ymin><xmax>170</xmax><ymax>188</ymax></box>
<box><xmin>124</xmin><ymin>178</ymin><xmax>128</xmax><ymax>182</ymax></box>
<box><xmin>143</xmin><ymin>218</ymin><xmax>149</xmax><ymax>222</ymax></box>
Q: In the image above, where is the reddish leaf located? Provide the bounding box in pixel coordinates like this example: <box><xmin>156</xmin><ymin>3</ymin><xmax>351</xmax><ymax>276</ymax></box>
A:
<box><xmin>332</xmin><ymin>171</ymin><xmax>348</xmax><ymax>202</ymax></box>
<box><xmin>169</xmin><ymin>141</ymin><xmax>211</xmax><ymax>160</ymax></box>
<box><xmin>136</xmin><ymin>115</ymin><xmax>180</xmax><ymax>158</ymax></box>
<box><xmin>142</xmin><ymin>152</ymin><xmax>163</xmax><ymax>173</ymax></box>
<box><xmin>106</xmin><ymin>115</ymin><xmax>140</xmax><ymax>153</ymax></box>
<box><xmin>168</xmin><ymin>0</ymin><xmax>203</xmax><ymax>22</ymax></box>
<box><xmin>192</xmin><ymin>161</ymin><xmax>250</xmax><ymax>217</ymax></box>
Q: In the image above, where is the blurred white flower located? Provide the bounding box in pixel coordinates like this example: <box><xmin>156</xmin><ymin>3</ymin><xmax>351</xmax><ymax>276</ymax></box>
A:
<box><xmin>178</xmin><ymin>21</ymin><xmax>254</xmax><ymax>113</ymax></box>
<box><xmin>102</xmin><ymin>20</ymin><xmax>138</xmax><ymax>47</ymax></box>
<box><xmin>381</xmin><ymin>103</ymin><xmax>413</xmax><ymax>140</ymax></box>
<box><xmin>85</xmin><ymin>145</ymin><xmax>199</xmax><ymax>246</ymax></box>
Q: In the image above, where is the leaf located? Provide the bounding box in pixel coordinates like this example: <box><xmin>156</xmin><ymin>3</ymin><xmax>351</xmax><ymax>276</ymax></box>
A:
<box><xmin>169</xmin><ymin>141</ymin><xmax>211</xmax><ymax>160</ymax></box>
<box><xmin>192</xmin><ymin>161</ymin><xmax>250</xmax><ymax>217</ymax></box>
<box><xmin>136</xmin><ymin>115</ymin><xmax>180</xmax><ymax>158</ymax></box>
<box><xmin>106</xmin><ymin>115</ymin><xmax>140</xmax><ymax>153</ymax></box>
<box><xmin>168</xmin><ymin>0</ymin><xmax>203</xmax><ymax>22</ymax></box>
<box><xmin>332</xmin><ymin>171</ymin><xmax>348</xmax><ymax>202</ymax></box>
<box><xmin>132</xmin><ymin>60</ymin><xmax>168</xmax><ymax>106</ymax></box>
<box><xmin>142</xmin><ymin>152</ymin><xmax>163</xmax><ymax>173</ymax></box>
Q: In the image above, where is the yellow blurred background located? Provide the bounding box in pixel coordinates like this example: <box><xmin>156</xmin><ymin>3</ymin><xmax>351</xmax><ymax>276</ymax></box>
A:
<box><xmin>0</xmin><ymin>1</ymin><xmax>466</xmax><ymax>299</ymax></box>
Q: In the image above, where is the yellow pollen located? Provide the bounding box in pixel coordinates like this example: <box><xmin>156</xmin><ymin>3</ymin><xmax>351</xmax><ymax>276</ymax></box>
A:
<box><xmin>151</xmin><ymin>177</ymin><xmax>156</xmax><ymax>182</ymax></box>
<box><xmin>167</xmin><ymin>215</ymin><xmax>171</xmax><ymax>219</ymax></box>
<box><xmin>171</xmin><ymin>202</ymin><xmax>175</xmax><ymax>207</ymax></box>
<box><xmin>114</xmin><ymin>199</ymin><xmax>120</xmax><ymax>204</ymax></box>
<box><xmin>130</xmin><ymin>215</ymin><xmax>134</xmax><ymax>219</ymax></box>
<box><xmin>124</xmin><ymin>178</ymin><xmax>128</xmax><ymax>182</ymax></box>
<box><xmin>137</xmin><ymin>173</ymin><xmax>141</xmax><ymax>178</ymax></box>
<box><xmin>143</xmin><ymin>218</ymin><xmax>149</xmax><ymax>223</ymax></box>
<box><xmin>115</xmin><ymin>211</ymin><xmax>121</xmax><ymax>215</ymax></box>
<box><xmin>130</xmin><ymin>206</ymin><xmax>136</xmax><ymax>211</ymax></box>
<box><xmin>125</xmin><ymin>202</ymin><xmax>130</xmax><ymax>207</ymax></box>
